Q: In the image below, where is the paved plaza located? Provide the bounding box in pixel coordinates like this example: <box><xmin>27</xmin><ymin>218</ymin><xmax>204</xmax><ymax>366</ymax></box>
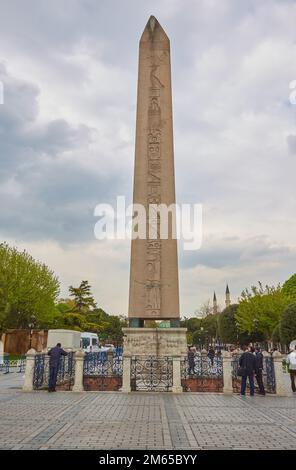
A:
<box><xmin>1</xmin><ymin>373</ymin><xmax>296</xmax><ymax>450</ymax></box>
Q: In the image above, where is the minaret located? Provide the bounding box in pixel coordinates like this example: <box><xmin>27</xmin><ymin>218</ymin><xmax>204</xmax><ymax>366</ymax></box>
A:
<box><xmin>213</xmin><ymin>291</ymin><xmax>218</xmax><ymax>314</ymax></box>
<box><xmin>225</xmin><ymin>284</ymin><xmax>231</xmax><ymax>308</ymax></box>
<box><xmin>128</xmin><ymin>16</ymin><xmax>179</xmax><ymax>327</ymax></box>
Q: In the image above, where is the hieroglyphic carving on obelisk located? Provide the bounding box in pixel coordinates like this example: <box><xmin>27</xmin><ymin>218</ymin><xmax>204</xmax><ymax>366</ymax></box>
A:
<box><xmin>128</xmin><ymin>16</ymin><xmax>179</xmax><ymax>324</ymax></box>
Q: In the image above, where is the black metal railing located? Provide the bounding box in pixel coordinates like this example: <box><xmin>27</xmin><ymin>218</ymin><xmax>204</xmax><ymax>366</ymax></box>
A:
<box><xmin>231</xmin><ymin>354</ymin><xmax>276</xmax><ymax>394</ymax></box>
<box><xmin>0</xmin><ymin>353</ymin><xmax>10</xmax><ymax>374</ymax></box>
<box><xmin>0</xmin><ymin>354</ymin><xmax>26</xmax><ymax>374</ymax></box>
<box><xmin>18</xmin><ymin>355</ymin><xmax>26</xmax><ymax>373</ymax></box>
<box><xmin>33</xmin><ymin>352</ymin><xmax>75</xmax><ymax>390</ymax></box>
<box><xmin>131</xmin><ymin>356</ymin><xmax>173</xmax><ymax>392</ymax></box>
<box><xmin>83</xmin><ymin>352</ymin><xmax>122</xmax><ymax>377</ymax></box>
<box><xmin>181</xmin><ymin>353</ymin><xmax>223</xmax><ymax>380</ymax></box>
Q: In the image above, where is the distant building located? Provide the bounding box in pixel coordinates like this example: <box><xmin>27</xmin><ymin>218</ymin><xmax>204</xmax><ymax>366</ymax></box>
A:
<box><xmin>213</xmin><ymin>292</ymin><xmax>218</xmax><ymax>314</ymax></box>
<box><xmin>212</xmin><ymin>285</ymin><xmax>231</xmax><ymax>313</ymax></box>
<box><xmin>225</xmin><ymin>284</ymin><xmax>231</xmax><ymax>308</ymax></box>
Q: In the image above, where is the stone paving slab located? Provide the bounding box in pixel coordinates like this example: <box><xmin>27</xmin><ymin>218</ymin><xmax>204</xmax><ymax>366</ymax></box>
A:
<box><xmin>1</xmin><ymin>373</ymin><xmax>296</xmax><ymax>449</ymax></box>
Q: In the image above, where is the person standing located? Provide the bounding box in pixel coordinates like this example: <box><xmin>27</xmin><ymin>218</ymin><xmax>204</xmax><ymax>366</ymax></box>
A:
<box><xmin>208</xmin><ymin>347</ymin><xmax>215</xmax><ymax>366</ymax></box>
<box><xmin>187</xmin><ymin>346</ymin><xmax>195</xmax><ymax>376</ymax></box>
<box><xmin>48</xmin><ymin>343</ymin><xmax>68</xmax><ymax>392</ymax></box>
<box><xmin>254</xmin><ymin>347</ymin><xmax>265</xmax><ymax>395</ymax></box>
<box><xmin>286</xmin><ymin>346</ymin><xmax>296</xmax><ymax>393</ymax></box>
<box><xmin>239</xmin><ymin>346</ymin><xmax>256</xmax><ymax>396</ymax></box>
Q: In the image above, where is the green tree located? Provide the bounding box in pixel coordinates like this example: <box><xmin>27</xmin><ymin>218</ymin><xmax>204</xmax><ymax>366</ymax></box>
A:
<box><xmin>192</xmin><ymin>328</ymin><xmax>208</xmax><ymax>347</ymax></box>
<box><xmin>203</xmin><ymin>314</ymin><xmax>219</xmax><ymax>341</ymax></box>
<box><xmin>282</xmin><ymin>274</ymin><xmax>296</xmax><ymax>301</ymax></box>
<box><xmin>279</xmin><ymin>303</ymin><xmax>296</xmax><ymax>346</ymax></box>
<box><xmin>190</xmin><ymin>314</ymin><xmax>218</xmax><ymax>348</ymax></box>
<box><xmin>99</xmin><ymin>314</ymin><xmax>127</xmax><ymax>344</ymax></box>
<box><xmin>235</xmin><ymin>282</ymin><xmax>290</xmax><ymax>340</ymax></box>
<box><xmin>0</xmin><ymin>242</ymin><xmax>60</xmax><ymax>330</ymax></box>
<box><xmin>218</xmin><ymin>304</ymin><xmax>239</xmax><ymax>344</ymax></box>
<box><xmin>271</xmin><ymin>323</ymin><xmax>281</xmax><ymax>344</ymax></box>
<box><xmin>69</xmin><ymin>280</ymin><xmax>97</xmax><ymax>313</ymax></box>
<box><xmin>181</xmin><ymin>317</ymin><xmax>203</xmax><ymax>344</ymax></box>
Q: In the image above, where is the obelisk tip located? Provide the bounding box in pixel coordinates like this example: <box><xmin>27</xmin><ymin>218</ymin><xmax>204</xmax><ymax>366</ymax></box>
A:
<box><xmin>140</xmin><ymin>15</ymin><xmax>170</xmax><ymax>45</ymax></box>
<box><xmin>149</xmin><ymin>15</ymin><xmax>157</xmax><ymax>32</ymax></box>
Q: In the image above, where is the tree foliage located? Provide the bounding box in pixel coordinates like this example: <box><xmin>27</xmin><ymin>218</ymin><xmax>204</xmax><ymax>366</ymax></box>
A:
<box><xmin>69</xmin><ymin>280</ymin><xmax>97</xmax><ymax>313</ymax></box>
<box><xmin>235</xmin><ymin>282</ymin><xmax>290</xmax><ymax>339</ymax></box>
<box><xmin>189</xmin><ymin>314</ymin><xmax>219</xmax><ymax>347</ymax></box>
<box><xmin>279</xmin><ymin>303</ymin><xmax>296</xmax><ymax>346</ymax></box>
<box><xmin>0</xmin><ymin>243</ymin><xmax>60</xmax><ymax>330</ymax></box>
<box><xmin>282</xmin><ymin>274</ymin><xmax>296</xmax><ymax>302</ymax></box>
<box><xmin>218</xmin><ymin>304</ymin><xmax>239</xmax><ymax>344</ymax></box>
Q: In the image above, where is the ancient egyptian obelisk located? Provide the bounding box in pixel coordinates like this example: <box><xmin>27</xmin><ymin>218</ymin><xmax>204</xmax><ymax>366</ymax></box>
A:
<box><xmin>128</xmin><ymin>15</ymin><xmax>180</xmax><ymax>327</ymax></box>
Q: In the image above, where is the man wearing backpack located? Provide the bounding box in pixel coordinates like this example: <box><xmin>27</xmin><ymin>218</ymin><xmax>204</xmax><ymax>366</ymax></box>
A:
<box><xmin>286</xmin><ymin>346</ymin><xmax>296</xmax><ymax>393</ymax></box>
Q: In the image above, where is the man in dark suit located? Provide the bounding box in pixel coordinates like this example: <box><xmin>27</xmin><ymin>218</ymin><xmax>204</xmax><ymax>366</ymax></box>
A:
<box><xmin>48</xmin><ymin>343</ymin><xmax>68</xmax><ymax>392</ymax></box>
<box><xmin>255</xmin><ymin>347</ymin><xmax>265</xmax><ymax>395</ymax></box>
<box><xmin>239</xmin><ymin>346</ymin><xmax>256</xmax><ymax>396</ymax></box>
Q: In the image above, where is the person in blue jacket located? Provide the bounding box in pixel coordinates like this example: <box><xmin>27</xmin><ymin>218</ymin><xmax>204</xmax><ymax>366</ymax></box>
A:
<box><xmin>47</xmin><ymin>343</ymin><xmax>68</xmax><ymax>392</ymax></box>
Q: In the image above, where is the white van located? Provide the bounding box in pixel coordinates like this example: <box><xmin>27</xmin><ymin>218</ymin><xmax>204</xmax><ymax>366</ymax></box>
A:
<box><xmin>47</xmin><ymin>329</ymin><xmax>81</xmax><ymax>350</ymax></box>
<box><xmin>80</xmin><ymin>332</ymin><xmax>100</xmax><ymax>352</ymax></box>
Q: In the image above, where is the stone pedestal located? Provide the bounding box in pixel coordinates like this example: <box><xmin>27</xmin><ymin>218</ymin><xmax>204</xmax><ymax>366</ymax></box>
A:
<box><xmin>222</xmin><ymin>351</ymin><xmax>233</xmax><ymax>394</ymax></box>
<box><xmin>72</xmin><ymin>350</ymin><xmax>85</xmax><ymax>392</ymax></box>
<box><xmin>22</xmin><ymin>348</ymin><xmax>36</xmax><ymax>392</ymax></box>
<box><xmin>172</xmin><ymin>356</ymin><xmax>182</xmax><ymax>393</ymax></box>
<box><xmin>0</xmin><ymin>339</ymin><xmax>4</xmax><ymax>365</ymax></box>
<box><xmin>273</xmin><ymin>351</ymin><xmax>288</xmax><ymax>396</ymax></box>
<box><xmin>122</xmin><ymin>328</ymin><xmax>187</xmax><ymax>357</ymax></box>
<box><xmin>122</xmin><ymin>327</ymin><xmax>187</xmax><ymax>393</ymax></box>
<box><xmin>121</xmin><ymin>354</ymin><xmax>132</xmax><ymax>393</ymax></box>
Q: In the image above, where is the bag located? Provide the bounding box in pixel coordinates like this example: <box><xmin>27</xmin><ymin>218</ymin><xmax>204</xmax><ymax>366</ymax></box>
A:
<box><xmin>237</xmin><ymin>353</ymin><xmax>247</xmax><ymax>377</ymax></box>
<box><xmin>237</xmin><ymin>366</ymin><xmax>247</xmax><ymax>377</ymax></box>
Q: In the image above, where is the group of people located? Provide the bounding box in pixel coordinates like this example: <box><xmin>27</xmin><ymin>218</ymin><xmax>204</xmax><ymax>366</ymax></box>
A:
<box><xmin>187</xmin><ymin>344</ymin><xmax>271</xmax><ymax>396</ymax></box>
<box><xmin>239</xmin><ymin>345</ymin><xmax>296</xmax><ymax>396</ymax></box>
<box><xmin>238</xmin><ymin>346</ymin><xmax>266</xmax><ymax>396</ymax></box>
<box><xmin>48</xmin><ymin>342</ymin><xmax>296</xmax><ymax>395</ymax></box>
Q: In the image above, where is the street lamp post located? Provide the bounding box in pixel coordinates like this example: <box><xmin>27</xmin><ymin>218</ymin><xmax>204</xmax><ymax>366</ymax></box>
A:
<box><xmin>28</xmin><ymin>315</ymin><xmax>36</xmax><ymax>350</ymax></box>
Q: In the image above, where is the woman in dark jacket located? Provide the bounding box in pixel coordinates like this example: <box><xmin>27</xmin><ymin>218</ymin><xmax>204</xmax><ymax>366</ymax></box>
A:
<box><xmin>239</xmin><ymin>346</ymin><xmax>256</xmax><ymax>396</ymax></box>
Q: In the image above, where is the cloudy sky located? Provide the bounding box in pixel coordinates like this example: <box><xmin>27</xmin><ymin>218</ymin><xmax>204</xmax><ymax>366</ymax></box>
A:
<box><xmin>1</xmin><ymin>0</ymin><xmax>296</xmax><ymax>316</ymax></box>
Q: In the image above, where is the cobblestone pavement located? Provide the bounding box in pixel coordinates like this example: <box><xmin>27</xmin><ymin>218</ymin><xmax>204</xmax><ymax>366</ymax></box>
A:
<box><xmin>1</xmin><ymin>373</ymin><xmax>296</xmax><ymax>450</ymax></box>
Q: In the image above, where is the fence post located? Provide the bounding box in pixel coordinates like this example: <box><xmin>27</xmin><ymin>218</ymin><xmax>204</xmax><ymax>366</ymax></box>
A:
<box><xmin>72</xmin><ymin>350</ymin><xmax>85</xmax><ymax>392</ymax></box>
<box><xmin>272</xmin><ymin>350</ymin><xmax>288</xmax><ymax>396</ymax></box>
<box><xmin>222</xmin><ymin>350</ymin><xmax>233</xmax><ymax>394</ymax></box>
<box><xmin>107</xmin><ymin>350</ymin><xmax>114</xmax><ymax>376</ymax></box>
<box><xmin>121</xmin><ymin>354</ymin><xmax>131</xmax><ymax>393</ymax></box>
<box><xmin>172</xmin><ymin>355</ymin><xmax>183</xmax><ymax>393</ymax></box>
<box><xmin>22</xmin><ymin>349</ymin><xmax>36</xmax><ymax>392</ymax></box>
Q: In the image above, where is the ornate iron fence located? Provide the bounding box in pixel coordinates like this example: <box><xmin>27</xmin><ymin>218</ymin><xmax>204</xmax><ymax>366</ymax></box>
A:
<box><xmin>83</xmin><ymin>352</ymin><xmax>122</xmax><ymax>391</ymax></box>
<box><xmin>0</xmin><ymin>354</ymin><xmax>10</xmax><ymax>374</ymax></box>
<box><xmin>181</xmin><ymin>353</ymin><xmax>223</xmax><ymax>392</ymax></box>
<box><xmin>231</xmin><ymin>354</ymin><xmax>276</xmax><ymax>394</ymax></box>
<box><xmin>33</xmin><ymin>352</ymin><xmax>75</xmax><ymax>390</ymax></box>
<box><xmin>83</xmin><ymin>352</ymin><xmax>122</xmax><ymax>376</ymax></box>
<box><xmin>18</xmin><ymin>355</ymin><xmax>26</xmax><ymax>373</ymax></box>
<box><xmin>181</xmin><ymin>353</ymin><xmax>223</xmax><ymax>379</ymax></box>
<box><xmin>264</xmin><ymin>356</ymin><xmax>276</xmax><ymax>392</ymax></box>
<box><xmin>130</xmin><ymin>356</ymin><xmax>173</xmax><ymax>392</ymax></box>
